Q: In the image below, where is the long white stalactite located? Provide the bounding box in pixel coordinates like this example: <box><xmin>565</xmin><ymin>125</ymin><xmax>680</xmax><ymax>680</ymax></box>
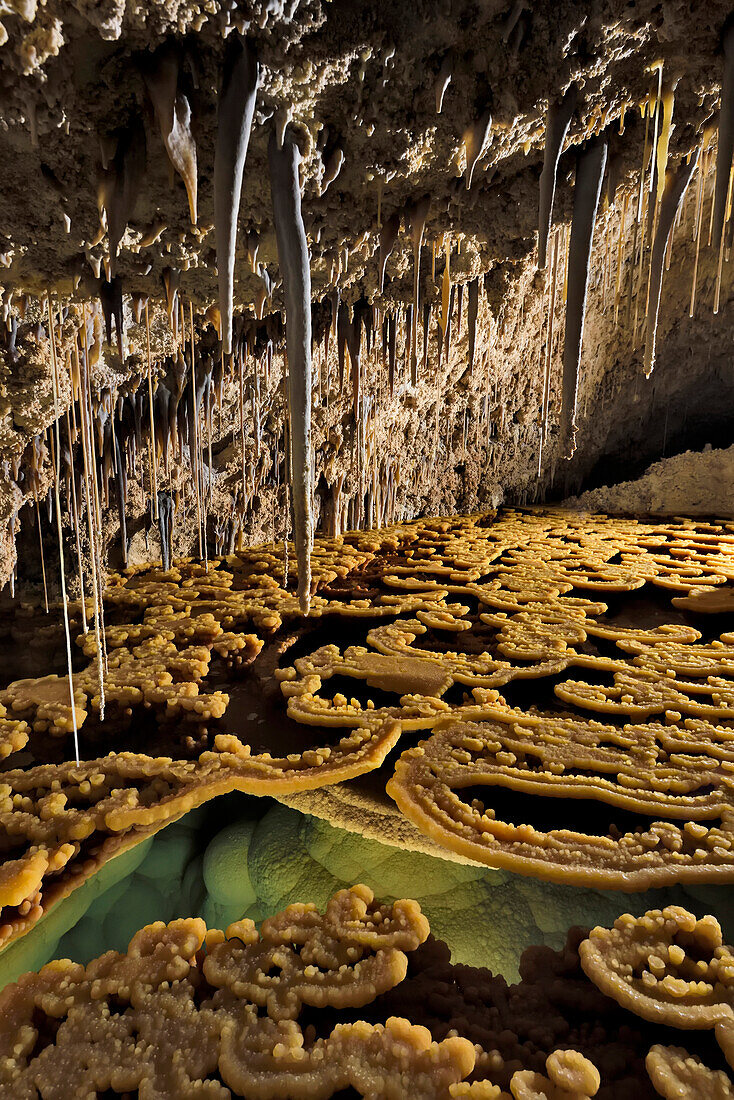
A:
<box><xmin>560</xmin><ymin>133</ymin><xmax>607</xmax><ymax>458</ymax></box>
<box><xmin>214</xmin><ymin>35</ymin><xmax>259</xmax><ymax>356</ymax></box>
<box><xmin>538</xmin><ymin>84</ymin><xmax>577</xmax><ymax>270</ymax></box>
<box><xmin>644</xmin><ymin>147</ymin><xmax>700</xmax><ymax>378</ymax></box>
<box><xmin>268</xmin><ymin>128</ymin><xmax>313</xmax><ymax>613</ymax></box>
<box><xmin>713</xmin><ymin>19</ymin><xmax>734</xmax><ymax>255</ymax></box>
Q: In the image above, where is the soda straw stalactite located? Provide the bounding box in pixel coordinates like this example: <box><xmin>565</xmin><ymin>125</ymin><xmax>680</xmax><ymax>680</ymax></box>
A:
<box><xmin>47</xmin><ymin>293</ymin><xmax>80</xmax><ymax>765</ymax></box>
<box><xmin>79</xmin><ymin>307</ymin><xmax>107</xmax><ymax>717</ymax></box>
<box><xmin>145</xmin><ymin>301</ymin><xmax>159</xmax><ymax>520</ymax></box>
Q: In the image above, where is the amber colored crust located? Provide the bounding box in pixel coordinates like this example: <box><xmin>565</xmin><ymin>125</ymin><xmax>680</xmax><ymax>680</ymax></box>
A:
<box><xmin>645</xmin><ymin>1045</ymin><xmax>734</xmax><ymax>1100</ymax></box>
<box><xmin>0</xmin><ymin>885</ymin><xmax>480</xmax><ymax>1100</ymax></box>
<box><xmin>2</xmin><ymin>507</ymin><xmax>734</xmax><ymax>956</ymax></box>
<box><xmin>579</xmin><ymin>906</ymin><xmax>734</xmax><ymax>1029</ymax></box>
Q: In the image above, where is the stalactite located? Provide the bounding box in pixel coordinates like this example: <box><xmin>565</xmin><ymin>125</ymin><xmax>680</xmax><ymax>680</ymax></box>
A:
<box><xmin>444</xmin><ymin>283</ymin><xmax>455</xmax><ymax>361</ymax></box>
<box><xmin>603</xmin><ymin>150</ymin><xmax>622</xmax><ymax>211</ymax></box>
<box><xmin>713</xmin><ymin>18</ymin><xmax>734</xmax><ymax>255</ymax></box>
<box><xmin>47</xmin><ymin>294</ymin><xmax>80</xmax><ymax>764</ymax></box>
<box><xmin>98</xmin><ymin>122</ymin><xmax>146</xmax><ymax>277</ymax></box>
<box><xmin>365</xmin><ymin>302</ymin><xmax>374</xmax><ymax>358</ymax></box>
<box><xmin>337</xmin><ymin>300</ymin><xmax>348</xmax><ymax>391</ymax></box>
<box><xmin>601</xmin><ymin>218</ymin><xmax>611</xmax><ymax>310</ymax></box>
<box><xmin>235</xmin><ymin>343</ymin><xmax>246</xmax><ymax>505</ymax></box>
<box><xmin>63</xmin><ymin>406</ymin><xmax>87</xmax><ymax>633</ymax></box>
<box><xmin>183</xmin><ymin>320</ymin><xmax>204</xmax><ymax>562</ymax></box>
<box><xmin>440</xmin><ymin>237</ymin><xmax>450</xmax><ymax>343</ymax></box>
<box><xmin>214</xmin><ymin>35</ymin><xmax>259</xmax><ymax>356</ymax></box>
<box><xmin>157</xmin><ymin>489</ymin><xmax>174</xmax><ymax>570</ymax></box>
<box><xmin>114</xmin><ymin>433</ymin><xmax>128</xmax><ymax>566</ymax></box>
<box><xmin>131</xmin><ymin>294</ymin><xmax>146</xmax><ymax>324</ymax></box>
<box><xmin>464</xmin><ymin>106</ymin><xmax>492</xmax><ymax>188</ymax></box>
<box><xmin>690</xmin><ymin>141</ymin><xmax>707</xmax><ymax>317</ymax></box>
<box><xmin>560</xmin><ymin>134</ymin><xmax>607</xmax><ymax>458</ymax></box>
<box><xmin>435</xmin><ymin>52</ymin><xmax>452</xmax><ymax>113</ymax></box>
<box><xmin>321</xmin><ymin>145</ymin><xmax>344</xmax><ymax>194</ymax></box>
<box><xmin>162</xmin><ymin>266</ymin><xmax>181</xmax><ymax>337</ymax></box>
<box><xmin>467</xmin><ymin>277</ymin><xmax>479</xmax><ymax>374</ymax></box>
<box><xmin>613</xmin><ymin>191</ymin><xmax>629</xmax><ymax>325</ymax></box>
<box><xmin>387</xmin><ymin>310</ymin><xmax>396</xmax><ymax>395</ymax></box>
<box><xmin>404</xmin><ymin>304</ymin><xmax>413</xmax><ymax>377</ymax></box>
<box><xmin>647</xmin><ymin>64</ymin><xmax>663</xmax><ymax>198</ymax></box>
<box><xmin>31</xmin><ymin>471</ymin><xmax>49</xmax><ymax>612</ymax></box>
<box><xmin>329</xmin><ymin>288</ymin><xmax>339</xmax><ymax>352</ymax></box>
<box><xmin>5</xmin><ymin>315</ymin><xmax>18</xmax><ymax>365</ymax></box>
<box><xmin>644</xmin><ymin>147</ymin><xmax>700</xmax><ymax>377</ymax></box>
<box><xmin>252</xmin><ymin>341</ymin><xmax>262</xmax><ymax>458</ymax></box>
<box><xmin>268</xmin><ymin>127</ymin><xmax>313</xmax><ymax>613</ymax></box>
<box><xmin>406</xmin><ymin>194</ymin><xmax>430</xmax><ymax>384</ymax></box>
<box><xmin>144</xmin><ymin>42</ymin><xmax>198</xmax><ymax>225</ymax></box>
<box><xmin>79</xmin><ymin>316</ymin><xmax>107</xmax><ymax>713</ymax></box>
<box><xmin>715</xmin><ymin>152</ymin><xmax>734</xmax><ymax>313</ymax></box>
<box><xmin>422</xmin><ymin>300</ymin><xmax>431</xmax><ymax>374</ymax></box>
<box><xmin>635</xmin><ymin>74</ymin><xmax>663</xmax><ymax>339</ymax></box>
<box><xmin>144</xmin><ymin>302</ymin><xmax>159</xmax><ymax>518</ymax></box>
<box><xmin>654</xmin><ymin>80</ymin><xmax>676</xmax><ymax>208</ymax></box>
<box><xmin>537</xmin><ymin>84</ymin><xmax>577</xmax><ymax>269</ymax></box>
<box><xmin>378</xmin><ymin>211</ymin><xmax>399</xmax><ymax>292</ymax></box>
<box><xmin>344</xmin><ymin>306</ymin><xmax>361</xmax><ymax>419</ymax></box>
<box><xmin>99</xmin><ymin>276</ymin><xmax>124</xmax><ymax>360</ymax></box>
<box><xmin>194</xmin><ymin>304</ymin><xmax>212</xmax><ymax>566</ymax></box>
<box><xmin>626</xmin><ymin>97</ymin><xmax>651</xmax><ymax>328</ymax></box>
<box><xmin>538</xmin><ymin>230</ymin><xmax>559</xmax><ymax>476</ymax></box>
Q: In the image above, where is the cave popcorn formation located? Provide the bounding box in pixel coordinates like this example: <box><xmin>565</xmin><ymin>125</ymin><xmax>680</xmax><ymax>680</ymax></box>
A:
<box><xmin>1</xmin><ymin>0</ymin><xmax>734</xmax><ymax>1096</ymax></box>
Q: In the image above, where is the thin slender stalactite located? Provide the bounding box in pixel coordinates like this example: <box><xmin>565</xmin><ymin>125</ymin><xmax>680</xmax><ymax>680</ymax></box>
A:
<box><xmin>80</xmin><ymin>308</ymin><xmax>108</xmax><ymax>709</ymax></box>
<box><xmin>47</xmin><ymin>293</ymin><xmax>80</xmax><ymax>765</ymax></box>
<box><xmin>145</xmin><ymin>301</ymin><xmax>159</xmax><ymax>520</ymax></box>
<box><xmin>35</xmin><ymin>495</ymin><xmax>49</xmax><ymax>613</ymax></box>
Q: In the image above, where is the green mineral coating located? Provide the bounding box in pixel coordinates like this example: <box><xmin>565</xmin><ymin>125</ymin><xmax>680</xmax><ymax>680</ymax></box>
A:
<box><xmin>247</xmin><ymin>804</ymin><xmax>343</xmax><ymax>914</ymax></box>
<box><xmin>4</xmin><ymin>795</ymin><xmax>734</xmax><ymax>994</ymax></box>
<box><xmin>0</xmin><ymin>804</ymin><xmax>222</xmax><ymax>990</ymax></box>
<box><xmin>303</xmin><ymin>809</ymin><xmax>492</xmax><ymax>897</ymax></box>
<box><xmin>202</xmin><ymin>819</ymin><xmax>258</xmax><ymax>910</ymax></box>
<box><xmin>0</xmin><ymin>836</ymin><xmax>153</xmax><ymax>990</ymax></box>
<box><xmin>236</xmin><ymin>804</ymin><xmax>734</xmax><ymax>980</ymax></box>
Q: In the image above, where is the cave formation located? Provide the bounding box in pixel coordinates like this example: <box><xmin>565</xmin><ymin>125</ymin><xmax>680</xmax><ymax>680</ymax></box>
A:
<box><xmin>1</xmin><ymin>0</ymin><xmax>733</xmax><ymax>585</ymax></box>
<box><xmin>0</xmin><ymin>2</ymin><xmax>734</xmax><ymax>1098</ymax></box>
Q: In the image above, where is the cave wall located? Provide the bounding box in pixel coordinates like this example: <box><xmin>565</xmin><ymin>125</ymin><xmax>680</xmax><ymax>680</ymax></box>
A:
<box><xmin>1</xmin><ymin>0</ymin><xmax>733</xmax><ymax>593</ymax></box>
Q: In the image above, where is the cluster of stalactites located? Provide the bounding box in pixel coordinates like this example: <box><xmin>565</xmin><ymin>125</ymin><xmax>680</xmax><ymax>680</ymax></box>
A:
<box><xmin>16</xmin><ymin>17</ymin><xmax>734</xmax><ymax>615</ymax></box>
<box><xmin>81</xmin><ymin>26</ymin><xmax>505</xmax><ymax>612</ymax></box>
<box><xmin>535</xmin><ymin>24</ymin><xmax>734</xmax><ymax>464</ymax></box>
